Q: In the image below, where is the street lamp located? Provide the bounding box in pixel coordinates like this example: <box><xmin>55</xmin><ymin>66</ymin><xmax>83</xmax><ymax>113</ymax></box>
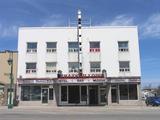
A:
<box><xmin>7</xmin><ymin>51</ymin><xmax>14</xmax><ymax>109</ymax></box>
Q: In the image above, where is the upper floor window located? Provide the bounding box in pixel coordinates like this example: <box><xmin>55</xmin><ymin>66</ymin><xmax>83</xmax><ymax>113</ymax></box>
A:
<box><xmin>118</xmin><ymin>41</ymin><xmax>128</xmax><ymax>52</ymax></box>
<box><xmin>90</xmin><ymin>42</ymin><xmax>100</xmax><ymax>52</ymax></box>
<box><xmin>26</xmin><ymin>63</ymin><xmax>37</xmax><ymax>74</ymax></box>
<box><xmin>27</xmin><ymin>42</ymin><xmax>37</xmax><ymax>53</ymax></box>
<box><xmin>46</xmin><ymin>42</ymin><xmax>57</xmax><ymax>53</ymax></box>
<box><xmin>46</xmin><ymin>62</ymin><xmax>57</xmax><ymax>73</ymax></box>
<box><xmin>68</xmin><ymin>42</ymin><xmax>79</xmax><ymax>52</ymax></box>
<box><xmin>68</xmin><ymin>62</ymin><xmax>79</xmax><ymax>73</ymax></box>
<box><xmin>90</xmin><ymin>62</ymin><xmax>101</xmax><ymax>73</ymax></box>
<box><xmin>119</xmin><ymin>61</ymin><xmax>130</xmax><ymax>72</ymax></box>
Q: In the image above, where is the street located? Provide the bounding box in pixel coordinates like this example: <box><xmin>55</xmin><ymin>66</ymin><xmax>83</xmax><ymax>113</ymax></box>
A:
<box><xmin>0</xmin><ymin>106</ymin><xmax>160</xmax><ymax>120</ymax></box>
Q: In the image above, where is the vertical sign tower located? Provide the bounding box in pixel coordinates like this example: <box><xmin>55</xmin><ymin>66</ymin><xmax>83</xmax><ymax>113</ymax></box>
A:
<box><xmin>77</xmin><ymin>10</ymin><xmax>83</xmax><ymax>75</ymax></box>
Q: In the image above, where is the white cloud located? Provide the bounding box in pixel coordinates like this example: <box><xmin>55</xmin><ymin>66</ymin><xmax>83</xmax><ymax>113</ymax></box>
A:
<box><xmin>0</xmin><ymin>24</ymin><xmax>18</xmax><ymax>38</ymax></box>
<box><xmin>41</xmin><ymin>14</ymin><xmax>65</xmax><ymax>27</ymax></box>
<box><xmin>140</xmin><ymin>13</ymin><xmax>160</xmax><ymax>39</ymax></box>
<box><xmin>100</xmin><ymin>15</ymin><xmax>134</xmax><ymax>26</ymax></box>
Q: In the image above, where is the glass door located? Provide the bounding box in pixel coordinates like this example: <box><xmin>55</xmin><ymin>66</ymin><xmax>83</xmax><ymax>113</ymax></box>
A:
<box><xmin>42</xmin><ymin>88</ymin><xmax>48</xmax><ymax>104</ymax></box>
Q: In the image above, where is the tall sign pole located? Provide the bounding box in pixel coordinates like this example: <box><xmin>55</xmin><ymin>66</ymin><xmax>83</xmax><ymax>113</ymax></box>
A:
<box><xmin>77</xmin><ymin>9</ymin><xmax>82</xmax><ymax>76</ymax></box>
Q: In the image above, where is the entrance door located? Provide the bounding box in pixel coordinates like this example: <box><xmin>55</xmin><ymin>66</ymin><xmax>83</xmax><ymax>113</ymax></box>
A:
<box><xmin>89</xmin><ymin>86</ymin><xmax>98</xmax><ymax>105</ymax></box>
<box><xmin>42</xmin><ymin>88</ymin><xmax>48</xmax><ymax>103</ymax></box>
<box><xmin>68</xmin><ymin>86</ymin><xmax>80</xmax><ymax>104</ymax></box>
<box><xmin>111</xmin><ymin>85</ymin><xmax>118</xmax><ymax>103</ymax></box>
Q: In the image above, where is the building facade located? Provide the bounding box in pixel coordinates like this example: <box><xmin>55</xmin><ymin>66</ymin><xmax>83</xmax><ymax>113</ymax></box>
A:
<box><xmin>17</xmin><ymin>25</ymin><xmax>141</xmax><ymax>106</ymax></box>
<box><xmin>0</xmin><ymin>51</ymin><xmax>18</xmax><ymax>106</ymax></box>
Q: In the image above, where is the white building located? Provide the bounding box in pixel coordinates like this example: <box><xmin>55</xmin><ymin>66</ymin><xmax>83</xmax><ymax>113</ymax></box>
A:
<box><xmin>17</xmin><ymin>25</ymin><xmax>141</xmax><ymax>106</ymax></box>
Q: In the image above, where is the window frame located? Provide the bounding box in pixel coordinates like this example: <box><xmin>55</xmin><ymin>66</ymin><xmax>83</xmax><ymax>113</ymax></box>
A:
<box><xmin>90</xmin><ymin>62</ymin><xmax>101</xmax><ymax>73</ymax></box>
<box><xmin>46</xmin><ymin>42</ymin><xmax>57</xmax><ymax>53</ymax></box>
<box><xmin>119</xmin><ymin>61</ymin><xmax>130</xmax><ymax>72</ymax></box>
<box><xmin>26</xmin><ymin>62</ymin><xmax>37</xmax><ymax>74</ymax></box>
<box><xmin>89</xmin><ymin>41</ymin><xmax>100</xmax><ymax>52</ymax></box>
<box><xmin>118</xmin><ymin>41</ymin><xmax>129</xmax><ymax>52</ymax></box>
<box><xmin>26</xmin><ymin>42</ymin><xmax>37</xmax><ymax>53</ymax></box>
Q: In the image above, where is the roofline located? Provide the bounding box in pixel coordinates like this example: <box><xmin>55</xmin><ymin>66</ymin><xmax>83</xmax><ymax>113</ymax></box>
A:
<box><xmin>19</xmin><ymin>26</ymin><xmax>138</xmax><ymax>30</ymax></box>
<box><xmin>0</xmin><ymin>50</ymin><xmax>18</xmax><ymax>53</ymax></box>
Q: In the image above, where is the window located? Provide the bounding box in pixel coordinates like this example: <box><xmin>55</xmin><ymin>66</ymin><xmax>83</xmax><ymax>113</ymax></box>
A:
<box><xmin>68</xmin><ymin>42</ymin><xmax>79</xmax><ymax>52</ymax></box>
<box><xmin>100</xmin><ymin>86</ymin><xmax>106</xmax><ymax>103</ymax></box>
<box><xmin>90</xmin><ymin>62</ymin><xmax>101</xmax><ymax>73</ymax></box>
<box><xmin>81</xmin><ymin>86</ymin><xmax>87</xmax><ymax>101</ymax></box>
<box><xmin>46</xmin><ymin>42</ymin><xmax>57</xmax><ymax>53</ymax></box>
<box><xmin>61</xmin><ymin>86</ymin><xmax>67</xmax><ymax>101</ymax></box>
<box><xmin>49</xmin><ymin>88</ymin><xmax>54</xmax><ymax>100</ymax></box>
<box><xmin>90</xmin><ymin>42</ymin><xmax>100</xmax><ymax>52</ymax></box>
<box><xmin>118</xmin><ymin>41</ymin><xmax>128</xmax><ymax>52</ymax></box>
<box><xmin>119</xmin><ymin>84</ymin><xmax>138</xmax><ymax>100</ymax></box>
<box><xmin>21</xmin><ymin>86</ymin><xmax>41</xmax><ymax>101</ymax></box>
<box><xmin>119</xmin><ymin>61</ymin><xmax>130</xmax><ymax>72</ymax></box>
<box><xmin>46</xmin><ymin>62</ymin><xmax>56</xmax><ymax>73</ymax></box>
<box><xmin>119</xmin><ymin>84</ymin><xmax>128</xmax><ymax>100</ymax></box>
<box><xmin>27</xmin><ymin>42</ymin><xmax>37</xmax><ymax>53</ymax></box>
<box><xmin>68</xmin><ymin>62</ymin><xmax>79</xmax><ymax>73</ymax></box>
<box><xmin>26</xmin><ymin>63</ymin><xmax>37</xmax><ymax>74</ymax></box>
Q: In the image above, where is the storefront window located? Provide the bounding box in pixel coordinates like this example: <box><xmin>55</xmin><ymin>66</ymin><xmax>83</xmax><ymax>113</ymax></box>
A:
<box><xmin>21</xmin><ymin>86</ymin><xmax>41</xmax><ymax>101</ymax></box>
<box><xmin>119</xmin><ymin>84</ymin><xmax>138</xmax><ymax>100</ymax></box>
<box><xmin>81</xmin><ymin>86</ymin><xmax>87</xmax><ymax>101</ymax></box>
<box><xmin>49</xmin><ymin>88</ymin><xmax>54</xmax><ymax>100</ymax></box>
<box><xmin>100</xmin><ymin>89</ymin><xmax>106</xmax><ymax>103</ymax></box>
<box><xmin>129</xmin><ymin>84</ymin><xmax>138</xmax><ymax>100</ymax></box>
<box><xmin>119</xmin><ymin>85</ymin><xmax>128</xmax><ymax>100</ymax></box>
<box><xmin>61</xmin><ymin>86</ymin><xmax>67</xmax><ymax>101</ymax></box>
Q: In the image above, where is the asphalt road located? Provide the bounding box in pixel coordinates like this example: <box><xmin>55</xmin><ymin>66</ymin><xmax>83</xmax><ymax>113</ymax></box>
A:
<box><xmin>0</xmin><ymin>107</ymin><xmax>160</xmax><ymax>120</ymax></box>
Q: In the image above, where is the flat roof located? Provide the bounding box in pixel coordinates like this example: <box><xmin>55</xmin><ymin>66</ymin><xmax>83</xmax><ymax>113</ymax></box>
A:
<box><xmin>19</xmin><ymin>26</ymin><xmax>138</xmax><ymax>30</ymax></box>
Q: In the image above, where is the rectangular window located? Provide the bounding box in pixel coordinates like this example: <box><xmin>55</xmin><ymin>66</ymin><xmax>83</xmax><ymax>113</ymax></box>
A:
<box><xmin>27</xmin><ymin>42</ymin><xmax>37</xmax><ymax>53</ymax></box>
<box><xmin>90</xmin><ymin>62</ymin><xmax>101</xmax><ymax>73</ymax></box>
<box><xmin>129</xmin><ymin>84</ymin><xmax>138</xmax><ymax>100</ymax></box>
<box><xmin>100</xmin><ymin>86</ymin><xmax>106</xmax><ymax>103</ymax></box>
<box><xmin>118</xmin><ymin>41</ymin><xmax>128</xmax><ymax>52</ymax></box>
<box><xmin>26</xmin><ymin>63</ymin><xmax>37</xmax><ymax>74</ymax></box>
<box><xmin>49</xmin><ymin>88</ymin><xmax>54</xmax><ymax>100</ymax></box>
<box><xmin>46</xmin><ymin>42</ymin><xmax>57</xmax><ymax>53</ymax></box>
<box><xmin>90</xmin><ymin>42</ymin><xmax>100</xmax><ymax>52</ymax></box>
<box><xmin>119</xmin><ymin>84</ymin><xmax>128</xmax><ymax>100</ymax></box>
<box><xmin>46</xmin><ymin>62</ymin><xmax>56</xmax><ymax>73</ymax></box>
<box><xmin>68</xmin><ymin>42</ymin><xmax>79</xmax><ymax>52</ymax></box>
<box><xmin>61</xmin><ymin>86</ymin><xmax>67</xmax><ymax>102</ymax></box>
<box><xmin>21</xmin><ymin>86</ymin><xmax>41</xmax><ymax>101</ymax></box>
<box><xmin>81</xmin><ymin>86</ymin><xmax>87</xmax><ymax>101</ymax></box>
<box><xmin>119</xmin><ymin>84</ymin><xmax>138</xmax><ymax>100</ymax></box>
<box><xmin>119</xmin><ymin>61</ymin><xmax>130</xmax><ymax>72</ymax></box>
<box><xmin>68</xmin><ymin>62</ymin><xmax>79</xmax><ymax>73</ymax></box>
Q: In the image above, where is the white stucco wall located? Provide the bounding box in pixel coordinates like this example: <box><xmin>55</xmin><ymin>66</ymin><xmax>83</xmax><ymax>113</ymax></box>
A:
<box><xmin>18</xmin><ymin>26</ymin><xmax>141</xmax><ymax>79</ymax></box>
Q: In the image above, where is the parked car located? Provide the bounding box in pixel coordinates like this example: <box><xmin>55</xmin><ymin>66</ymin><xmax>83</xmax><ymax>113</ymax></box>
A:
<box><xmin>145</xmin><ymin>97</ymin><xmax>160</xmax><ymax>106</ymax></box>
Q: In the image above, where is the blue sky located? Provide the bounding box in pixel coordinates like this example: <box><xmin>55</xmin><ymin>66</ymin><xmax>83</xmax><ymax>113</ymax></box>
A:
<box><xmin>0</xmin><ymin>0</ymin><xmax>160</xmax><ymax>87</ymax></box>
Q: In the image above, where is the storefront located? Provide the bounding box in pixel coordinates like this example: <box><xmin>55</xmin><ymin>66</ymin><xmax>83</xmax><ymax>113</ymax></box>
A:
<box><xmin>18</xmin><ymin>79</ymin><xmax>56</xmax><ymax>106</ymax></box>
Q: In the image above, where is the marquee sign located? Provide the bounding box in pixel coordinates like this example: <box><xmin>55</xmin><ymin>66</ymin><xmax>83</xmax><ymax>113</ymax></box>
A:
<box><xmin>57</xmin><ymin>78</ymin><xmax>106</xmax><ymax>83</ymax></box>
<box><xmin>18</xmin><ymin>79</ymin><xmax>54</xmax><ymax>84</ymax></box>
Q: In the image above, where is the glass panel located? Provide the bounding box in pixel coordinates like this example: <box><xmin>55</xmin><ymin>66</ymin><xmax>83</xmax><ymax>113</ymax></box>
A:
<box><xmin>68</xmin><ymin>62</ymin><xmax>79</xmax><ymax>72</ymax></box>
<box><xmin>81</xmin><ymin>86</ymin><xmax>87</xmax><ymax>101</ymax></box>
<box><xmin>90</xmin><ymin>42</ymin><xmax>100</xmax><ymax>48</ymax></box>
<box><xmin>90</xmin><ymin>62</ymin><xmax>100</xmax><ymax>68</ymax></box>
<box><xmin>49</xmin><ymin>88</ymin><xmax>54</xmax><ymax>100</ymax></box>
<box><xmin>119</xmin><ymin>84</ymin><xmax>128</xmax><ymax>100</ymax></box>
<box><xmin>27</xmin><ymin>43</ymin><xmax>37</xmax><ymax>49</ymax></box>
<box><xmin>61</xmin><ymin>86</ymin><xmax>67</xmax><ymax>101</ymax></box>
<box><xmin>47</xmin><ymin>42</ymin><xmax>56</xmax><ymax>48</ymax></box>
<box><xmin>118</xmin><ymin>41</ymin><xmax>128</xmax><ymax>48</ymax></box>
<box><xmin>68</xmin><ymin>42</ymin><xmax>78</xmax><ymax>48</ymax></box>
<box><xmin>119</xmin><ymin>61</ymin><xmax>129</xmax><ymax>68</ymax></box>
<box><xmin>100</xmin><ymin>89</ymin><xmax>106</xmax><ymax>103</ymax></box>
<box><xmin>21</xmin><ymin>86</ymin><xmax>30</xmax><ymax>101</ymax></box>
<box><xmin>42</xmin><ymin>89</ymin><xmax>48</xmax><ymax>103</ymax></box>
<box><xmin>30</xmin><ymin>86</ymin><xmax>41</xmax><ymax>101</ymax></box>
<box><xmin>129</xmin><ymin>84</ymin><xmax>138</xmax><ymax>100</ymax></box>
<box><xmin>26</xmin><ymin>63</ymin><xmax>36</xmax><ymax>69</ymax></box>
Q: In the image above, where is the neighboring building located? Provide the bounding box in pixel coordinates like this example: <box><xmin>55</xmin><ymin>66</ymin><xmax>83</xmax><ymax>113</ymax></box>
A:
<box><xmin>0</xmin><ymin>50</ymin><xmax>18</xmax><ymax>105</ymax></box>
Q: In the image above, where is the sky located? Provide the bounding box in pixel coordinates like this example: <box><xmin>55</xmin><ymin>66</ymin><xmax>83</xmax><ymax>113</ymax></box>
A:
<box><xmin>0</xmin><ymin>0</ymin><xmax>160</xmax><ymax>88</ymax></box>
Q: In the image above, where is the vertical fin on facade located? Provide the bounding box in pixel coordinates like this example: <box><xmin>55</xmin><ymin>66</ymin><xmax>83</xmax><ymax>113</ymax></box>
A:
<box><xmin>77</xmin><ymin>9</ymin><xmax>82</xmax><ymax>75</ymax></box>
